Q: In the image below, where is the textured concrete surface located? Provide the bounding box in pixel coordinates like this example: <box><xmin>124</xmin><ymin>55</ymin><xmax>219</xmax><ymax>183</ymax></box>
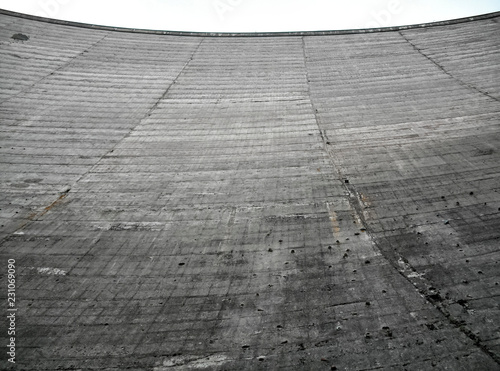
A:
<box><xmin>0</xmin><ymin>9</ymin><xmax>499</xmax><ymax>371</ymax></box>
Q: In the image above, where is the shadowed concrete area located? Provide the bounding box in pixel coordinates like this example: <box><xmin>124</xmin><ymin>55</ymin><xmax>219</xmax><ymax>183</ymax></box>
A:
<box><xmin>0</xmin><ymin>9</ymin><xmax>499</xmax><ymax>371</ymax></box>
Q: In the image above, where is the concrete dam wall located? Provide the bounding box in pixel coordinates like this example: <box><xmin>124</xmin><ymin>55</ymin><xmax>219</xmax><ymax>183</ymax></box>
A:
<box><xmin>0</xmin><ymin>9</ymin><xmax>499</xmax><ymax>370</ymax></box>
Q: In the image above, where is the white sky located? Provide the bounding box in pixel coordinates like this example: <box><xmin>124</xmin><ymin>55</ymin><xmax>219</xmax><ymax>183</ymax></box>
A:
<box><xmin>0</xmin><ymin>0</ymin><xmax>499</xmax><ymax>32</ymax></box>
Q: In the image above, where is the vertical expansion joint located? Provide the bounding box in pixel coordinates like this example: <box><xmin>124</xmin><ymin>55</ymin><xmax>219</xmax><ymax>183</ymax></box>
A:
<box><xmin>301</xmin><ymin>36</ymin><xmax>321</xmax><ymax>129</ymax></box>
<box><xmin>398</xmin><ymin>31</ymin><xmax>500</xmax><ymax>103</ymax></box>
<box><xmin>146</xmin><ymin>37</ymin><xmax>205</xmax><ymax>116</ymax></box>
<box><xmin>38</xmin><ymin>36</ymin><xmax>206</xmax><ymax>219</ymax></box>
<box><xmin>71</xmin><ymin>37</ymin><xmax>205</xmax><ymax>186</ymax></box>
<box><xmin>303</xmin><ymin>31</ymin><xmax>500</xmax><ymax>366</ymax></box>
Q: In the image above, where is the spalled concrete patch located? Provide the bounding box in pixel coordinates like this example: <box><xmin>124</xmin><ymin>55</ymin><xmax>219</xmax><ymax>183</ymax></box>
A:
<box><xmin>30</xmin><ymin>267</ymin><xmax>68</xmax><ymax>276</ymax></box>
<box><xmin>154</xmin><ymin>354</ymin><xmax>230</xmax><ymax>370</ymax></box>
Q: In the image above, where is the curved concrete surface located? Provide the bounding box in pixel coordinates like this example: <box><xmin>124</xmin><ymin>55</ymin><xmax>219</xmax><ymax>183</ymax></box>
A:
<box><xmin>0</xmin><ymin>10</ymin><xmax>499</xmax><ymax>371</ymax></box>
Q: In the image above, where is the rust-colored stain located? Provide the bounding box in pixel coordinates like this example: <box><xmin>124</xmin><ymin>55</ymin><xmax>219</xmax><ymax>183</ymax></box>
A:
<box><xmin>40</xmin><ymin>194</ymin><xmax>67</xmax><ymax>216</ymax></box>
<box><xmin>16</xmin><ymin>193</ymin><xmax>68</xmax><ymax>232</ymax></box>
<box><xmin>28</xmin><ymin>193</ymin><xmax>67</xmax><ymax>221</ymax></box>
<box><xmin>359</xmin><ymin>192</ymin><xmax>371</xmax><ymax>208</ymax></box>
<box><xmin>326</xmin><ymin>202</ymin><xmax>341</xmax><ymax>236</ymax></box>
<box><xmin>27</xmin><ymin>212</ymin><xmax>38</xmax><ymax>220</ymax></box>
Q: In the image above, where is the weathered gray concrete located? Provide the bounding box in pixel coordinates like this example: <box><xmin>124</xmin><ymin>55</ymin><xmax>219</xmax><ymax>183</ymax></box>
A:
<box><xmin>0</xmin><ymin>9</ymin><xmax>499</xmax><ymax>371</ymax></box>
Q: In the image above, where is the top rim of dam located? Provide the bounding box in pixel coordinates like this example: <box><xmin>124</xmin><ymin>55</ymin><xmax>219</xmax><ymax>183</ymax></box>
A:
<box><xmin>1</xmin><ymin>7</ymin><xmax>499</xmax><ymax>371</ymax></box>
<box><xmin>1</xmin><ymin>7</ymin><xmax>500</xmax><ymax>37</ymax></box>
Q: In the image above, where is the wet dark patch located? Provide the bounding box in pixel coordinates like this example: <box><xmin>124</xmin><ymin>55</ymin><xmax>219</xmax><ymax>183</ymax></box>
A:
<box><xmin>382</xmin><ymin>326</ymin><xmax>393</xmax><ymax>337</ymax></box>
<box><xmin>472</xmin><ymin>148</ymin><xmax>494</xmax><ymax>157</ymax></box>
<box><xmin>425</xmin><ymin>322</ymin><xmax>439</xmax><ymax>331</ymax></box>
<box><xmin>313</xmin><ymin>340</ymin><xmax>326</xmax><ymax>348</ymax></box>
<box><xmin>426</xmin><ymin>292</ymin><xmax>444</xmax><ymax>303</ymax></box>
<box><xmin>10</xmin><ymin>183</ymin><xmax>30</xmax><ymax>188</ymax></box>
<box><xmin>264</xmin><ymin>214</ymin><xmax>306</xmax><ymax>222</ymax></box>
<box><xmin>8</xmin><ymin>53</ymin><xmax>26</xmax><ymax>59</ymax></box>
<box><xmin>12</xmin><ymin>33</ymin><xmax>29</xmax><ymax>41</ymax></box>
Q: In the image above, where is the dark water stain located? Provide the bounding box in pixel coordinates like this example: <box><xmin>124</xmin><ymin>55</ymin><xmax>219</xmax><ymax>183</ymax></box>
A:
<box><xmin>12</xmin><ymin>33</ymin><xmax>29</xmax><ymax>41</ymax></box>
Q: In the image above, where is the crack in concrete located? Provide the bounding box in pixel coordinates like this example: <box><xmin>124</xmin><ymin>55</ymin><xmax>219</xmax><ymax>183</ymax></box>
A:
<box><xmin>398</xmin><ymin>31</ymin><xmax>500</xmax><ymax>103</ymax></box>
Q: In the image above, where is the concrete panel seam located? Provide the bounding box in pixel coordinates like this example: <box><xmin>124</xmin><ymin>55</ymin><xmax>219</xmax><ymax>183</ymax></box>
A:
<box><xmin>344</xmin><ymin>183</ymin><xmax>500</xmax><ymax>366</ymax></box>
<box><xmin>0</xmin><ymin>33</ymin><xmax>110</xmax><ymax>106</ymax></box>
<box><xmin>302</xmin><ymin>32</ymin><xmax>500</xmax><ymax>366</ymax></box>
<box><xmin>398</xmin><ymin>31</ymin><xmax>500</xmax><ymax>104</ymax></box>
<box><xmin>70</xmin><ymin>38</ymin><xmax>205</xmax><ymax>187</ymax></box>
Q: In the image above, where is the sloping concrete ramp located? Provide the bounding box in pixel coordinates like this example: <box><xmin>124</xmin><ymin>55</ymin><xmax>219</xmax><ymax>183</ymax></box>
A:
<box><xmin>1</xmin><ymin>9</ymin><xmax>500</xmax><ymax>370</ymax></box>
